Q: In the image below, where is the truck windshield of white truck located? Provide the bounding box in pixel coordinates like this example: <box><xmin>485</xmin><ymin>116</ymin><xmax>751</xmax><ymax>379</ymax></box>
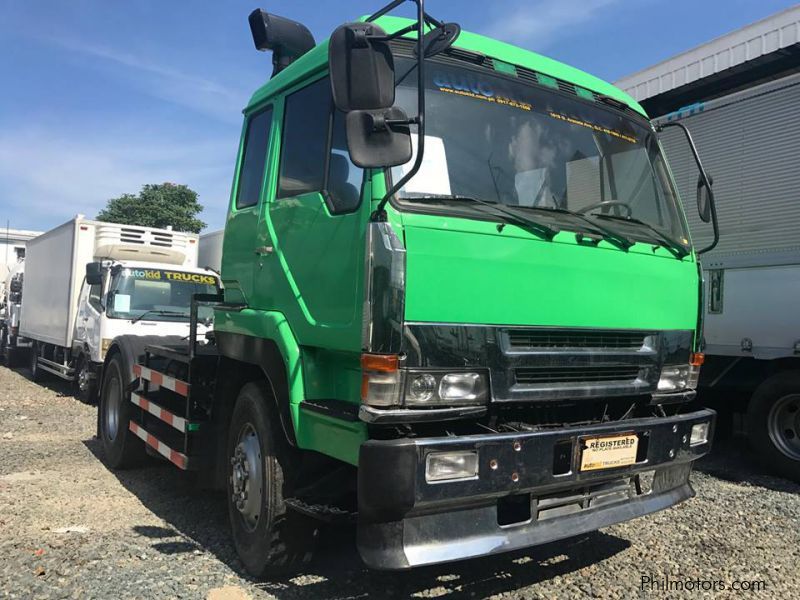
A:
<box><xmin>105</xmin><ymin>267</ymin><xmax>218</xmax><ymax>323</ymax></box>
<box><xmin>391</xmin><ymin>58</ymin><xmax>691</xmax><ymax>249</ymax></box>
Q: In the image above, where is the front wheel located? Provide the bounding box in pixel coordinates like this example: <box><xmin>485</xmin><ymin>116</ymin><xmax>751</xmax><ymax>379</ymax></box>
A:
<box><xmin>747</xmin><ymin>371</ymin><xmax>800</xmax><ymax>482</ymax></box>
<box><xmin>28</xmin><ymin>342</ymin><xmax>41</xmax><ymax>382</ymax></box>
<box><xmin>74</xmin><ymin>355</ymin><xmax>98</xmax><ymax>405</ymax></box>
<box><xmin>99</xmin><ymin>354</ymin><xmax>144</xmax><ymax>469</ymax></box>
<box><xmin>227</xmin><ymin>381</ymin><xmax>317</xmax><ymax>577</ymax></box>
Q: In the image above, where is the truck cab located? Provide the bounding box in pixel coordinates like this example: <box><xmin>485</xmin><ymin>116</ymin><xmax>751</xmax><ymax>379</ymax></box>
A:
<box><xmin>101</xmin><ymin>2</ymin><xmax>720</xmax><ymax>576</ymax></box>
<box><xmin>73</xmin><ymin>259</ymin><xmax>218</xmax><ymax>400</ymax></box>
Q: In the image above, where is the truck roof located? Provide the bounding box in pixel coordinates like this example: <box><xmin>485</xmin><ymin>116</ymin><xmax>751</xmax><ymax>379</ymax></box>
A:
<box><xmin>246</xmin><ymin>15</ymin><xmax>647</xmax><ymax>118</ymax></box>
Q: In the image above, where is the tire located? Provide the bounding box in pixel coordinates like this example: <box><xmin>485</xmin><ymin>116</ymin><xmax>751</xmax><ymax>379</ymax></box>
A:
<box><xmin>99</xmin><ymin>353</ymin><xmax>145</xmax><ymax>469</ymax></box>
<box><xmin>28</xmin><ymin>342</ymin><xmax>41</xmax><ymax>382</ymax></box>
<box><xmin>227</xmin><ymin>381</ymin><xmax>317</xmax><ymax>578</ymax></box>
<box><xmin>747</xmin><ymin>371</ymin><xmax>800</xmax><ymax>482</ymax></box>
<box><xmin>74</xmin><ymin>354</ymin><xmax>98</xmax><ymax>405</ymax></box>
<box><xmin>0</xmin><ymin>327</ymin><xmax>7</xmax><ymax>364</ymax></box>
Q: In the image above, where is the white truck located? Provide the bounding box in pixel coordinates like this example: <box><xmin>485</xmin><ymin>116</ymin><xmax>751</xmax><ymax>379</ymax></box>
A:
<box><xmin>19</xmin><ymin>216</ymin><xmax>220</xmax><ymax>403</ymax></box>
<box><xmin>0</xmin><ymin>259</ymin><xmax>31</xmax><ymax>367</ymax></box>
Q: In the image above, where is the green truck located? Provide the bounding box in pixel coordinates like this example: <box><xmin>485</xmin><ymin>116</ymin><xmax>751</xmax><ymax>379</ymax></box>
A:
<box><xmin>97</xmin><ymin>1</ymin><xmax>719</xmax><ymax>576</ymax></box>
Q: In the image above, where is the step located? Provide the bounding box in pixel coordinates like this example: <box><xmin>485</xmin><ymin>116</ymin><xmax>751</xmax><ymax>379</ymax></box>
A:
<box><xmin>128</xmin><ymin>421</ymin><xmax>194</xmax><ymax>470</ymax></box>
<box><xmin>133</xmin><ymin>364</ymin><xmax>190</xmax><ymax>397</ymax></box>
<box><xmin>130</xmin><ymin>392</ymin><xmax>200</xmax><ymax>434</ymax></box>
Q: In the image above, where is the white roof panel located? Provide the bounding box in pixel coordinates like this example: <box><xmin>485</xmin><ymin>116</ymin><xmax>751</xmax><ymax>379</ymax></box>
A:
<box><xmin>614</xmin><ymin>5</ymin><xmax>800</xmax><ymax>102</ymax></box>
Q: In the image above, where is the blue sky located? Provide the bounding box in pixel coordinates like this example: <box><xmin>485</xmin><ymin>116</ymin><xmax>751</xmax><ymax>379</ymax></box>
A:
<box><xmin>0</xmin><ymin>0</ymin><xmax>795</xmax><ymax>232</ymax></box>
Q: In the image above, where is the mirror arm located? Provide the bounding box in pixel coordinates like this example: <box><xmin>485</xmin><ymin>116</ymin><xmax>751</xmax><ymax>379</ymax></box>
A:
<box><xmin>367</xmin><ymin>0</ymin><xmax>407</xmax><ymax>22</ymax></box>
<box><xmin>372</xmin><ymin>0</ymin><xmax>427</xmax><ymax>221</ymax></box>
<box><xmin>657</xmin><ymin>121</ymin><xmax>719</xmax><ymax>255</ymax></box>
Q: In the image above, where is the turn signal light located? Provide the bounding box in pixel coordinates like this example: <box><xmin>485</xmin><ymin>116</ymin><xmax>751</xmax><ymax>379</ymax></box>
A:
<box><xmin>361</xmin><ymin>353</ymin><xmax>401</xmax><ymax>407</ymax></box>
<box><xmin>690</xmin><ymin>352</ymin><xmax>705</xmax><ymax>367</ymax></box>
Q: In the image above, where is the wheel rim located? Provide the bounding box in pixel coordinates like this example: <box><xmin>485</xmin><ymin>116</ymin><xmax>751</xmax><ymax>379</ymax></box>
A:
<box><xmin>767</xmin><ymin>393</ymin><xmax>800</xmax><ymax>461</ymax></box>
<box><xmin>105</xmin><ymin>374</ymin><xmax>121</xmax><ymax>441</ymax></box>
<box><xmin>78</xmin><ymin>361</ymin><xmax>90</xmax><ymax>393</ymax></box>
<box><xmin>230</xmin><ymin>423</ymin><xmax>263</xmax><ymax>532</ymax></box>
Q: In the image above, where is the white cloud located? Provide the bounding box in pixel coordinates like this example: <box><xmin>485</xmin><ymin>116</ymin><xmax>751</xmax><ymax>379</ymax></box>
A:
<box><xmin>0</xmin><ymin>126</ymin><xmax>231</xmax><ymax>232</ymax></box>
<box><xmin>48</xmin><ymin>36</ymin><xmax>250</xmax><ymax>123</ymax></box>
<box><xmin>486</xmin><ymin>0</ymin><xmax>623</xmax><ymax>48</ymax></box>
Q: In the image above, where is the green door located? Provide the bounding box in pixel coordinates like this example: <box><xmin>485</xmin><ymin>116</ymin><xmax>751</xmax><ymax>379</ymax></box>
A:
<box><xmin>257</xmin><ymin>77</ymin><xmax>366</xmax><ymax>351</ymax></box>
<box><xmin>222</xmin><ymin>106</ymin><xmax>274</xmax><ymax>304</ymax></box>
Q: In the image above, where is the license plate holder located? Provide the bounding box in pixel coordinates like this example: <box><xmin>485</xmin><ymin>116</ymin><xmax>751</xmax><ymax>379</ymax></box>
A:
<box><xmin>580</xmin><ymin>433</ymin><xmax>639</xmax><ymax>472</ymax></box>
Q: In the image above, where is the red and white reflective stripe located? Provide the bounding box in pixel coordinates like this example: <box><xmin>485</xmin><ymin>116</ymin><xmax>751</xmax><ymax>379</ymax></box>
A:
<box><xmin>128</xmin><ymin>421</ymin><xmax>188</xmax><ymax>470</ymax></box>
<box><xmin>133</xmin><ymin>364</ymin><xmax>190</xmax><ymax>397</ymax></box>
<box><xmin>130</xmin><ymin>392</ymin><xmax>187</xmax><ymax>433</ymax></box>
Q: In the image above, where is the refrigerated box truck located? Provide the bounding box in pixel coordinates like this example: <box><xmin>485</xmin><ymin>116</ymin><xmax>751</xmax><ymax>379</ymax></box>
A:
<box><xmin>19</xmin><ymin>216</ymin><xmax>220</xmax><ymax>402</ymax></box>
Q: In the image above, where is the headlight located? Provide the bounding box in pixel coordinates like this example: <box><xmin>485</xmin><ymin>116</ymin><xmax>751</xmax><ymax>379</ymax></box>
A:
<box><xmin>405</xmin><ymin>371</ymin><xmax>488</xmax><ymax>406</ymax></box>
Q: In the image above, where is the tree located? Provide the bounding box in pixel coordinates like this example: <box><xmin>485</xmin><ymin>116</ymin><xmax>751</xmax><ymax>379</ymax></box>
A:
<box><xmin>96</xmin><ymin>183</ymin><xmax>206</xmax><ymax>233</ymax></box>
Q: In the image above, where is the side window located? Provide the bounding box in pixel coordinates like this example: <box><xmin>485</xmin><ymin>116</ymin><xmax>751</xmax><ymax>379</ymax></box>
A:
<box><xmin>277</xmin><ymin>78</ymin><xmax>331</xmax><ymax>199</ymax></box>
<box><xmin>327</xmin><ymin>110</ymin><xmax>362</xmax><ymax>213</ymax></box>
<box><xmin>88</xmin><ymin>283</ymin><xmax>103</xmax><ymax>311</ymax></box>
<box><xmin>236</xmin><ymin>107</ymin><xmax>273</xmax><ymax>209</ymax></box>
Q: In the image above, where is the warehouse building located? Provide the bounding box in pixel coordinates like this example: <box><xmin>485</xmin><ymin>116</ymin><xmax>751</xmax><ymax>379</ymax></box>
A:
<box><xmin>615</xmin><ymin>5</ymin><xmax>800</xmax><ymax>479</ymax></box>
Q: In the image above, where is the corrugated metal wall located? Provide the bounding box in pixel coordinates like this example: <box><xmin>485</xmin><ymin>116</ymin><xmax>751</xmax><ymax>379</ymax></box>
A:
<box><xmin>657</xmin><ymin>73</ymin><xmax>800</xmax><ymax>267</ymax></box>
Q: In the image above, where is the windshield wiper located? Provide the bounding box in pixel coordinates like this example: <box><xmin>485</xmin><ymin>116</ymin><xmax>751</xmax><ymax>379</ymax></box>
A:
<box><xmin>588</xmin><ymin>213</ymin><xmax>689</xmax><ymax>258</ymax></box>
<box><xmin>131</xmin><ymin>309</ymin><xmax>187</xmax><ymax>324</ymax></box>
<box><xmin>407</xmin><ymin>194</ymin><xmax>558</xmax><ymax>240</ymax></box>
<box><xmin>518</xmin><ymin>205</ymin><xmax>633</xmax><ymax>251</ymax></box>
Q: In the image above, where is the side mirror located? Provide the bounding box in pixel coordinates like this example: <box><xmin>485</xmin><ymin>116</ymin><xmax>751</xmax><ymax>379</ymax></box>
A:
<box><xmin>9</xmin><ymin>278</ymin><xmax>22</xmax><ymax>294</ymax></box>
<box><xmin>86</xmin><ymin>262</ymin><xmax>103</xmax><ymax>286</ymax></box>
<box><xmin>696</xmin><ymin>174</ymin><xmax>713</xmax><ymax>223</ymax></box>
<box><xmin>346</xmin><ymin>107</ymin><xmax>413</xmax><ymax>168</ymax></box>
<box><xmin>329</xmin><ymin>22</ymin><xmax>395</xmax><ymax>112</ymax></box>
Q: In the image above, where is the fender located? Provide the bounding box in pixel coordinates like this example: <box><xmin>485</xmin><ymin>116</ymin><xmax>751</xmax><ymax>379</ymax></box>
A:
<box><xmin>214</xmin><ymin>309</ymin><xmax>305</xmax><ymax>446</ymax></box>
<box><xmin>215</xmin><ymin>329</ymin><xmax>298</xmax><ymax>446</ymax></box>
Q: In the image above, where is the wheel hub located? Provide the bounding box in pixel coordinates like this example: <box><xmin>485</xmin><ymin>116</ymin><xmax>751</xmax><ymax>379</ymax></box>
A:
<box><xmin>768</xmin><ymin>393</ymin><xmax>800</xmax><ymax>461</ymax></box>
<box><xmin>78</xmin><ymin>364</ymin><xmax>90</xmax><ymax>392</ymax></box>
<box><xmin>230</xmin><ymin>425</ymin><xmax>262</xmax><ymax>530</ymax></box>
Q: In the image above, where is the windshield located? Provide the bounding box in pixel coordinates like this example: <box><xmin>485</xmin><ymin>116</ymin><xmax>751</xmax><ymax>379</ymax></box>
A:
<box><xmin>106</xmin><ymin>268</ymin><xmax>219</xmax><ymax>322</ymax></box>
<box><xmin>391</xmin><ymin>58</ymin><xmax>689</xmax><ymax>245</ymax></box>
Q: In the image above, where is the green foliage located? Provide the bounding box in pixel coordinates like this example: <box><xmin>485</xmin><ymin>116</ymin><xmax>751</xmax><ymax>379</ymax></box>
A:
<box><xmin>96</xmin><ymin>183</ymin><xmax>206</xmax><ymax>233</ymax></box>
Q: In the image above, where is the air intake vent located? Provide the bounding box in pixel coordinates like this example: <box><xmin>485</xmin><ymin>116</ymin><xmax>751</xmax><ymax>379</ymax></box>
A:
<box><xmin>507</xmin><ymin>330</ymin><xmax>647</xmax><ymax>350</ymax></box>
<box><xmin>515</xmin><ymin>366</ymin><xmax>640</xmax><ymax>385</ymax></box>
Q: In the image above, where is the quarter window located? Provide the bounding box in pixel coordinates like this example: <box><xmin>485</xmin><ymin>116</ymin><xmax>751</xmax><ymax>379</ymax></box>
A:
<box><xmin>327</xmin><ymin>110</ymin><xmax>362</xmax><ymax>213</ymax></box>
<box><xmin>236</xmin><ymin>107</ymin><xmax>273</xmax><ymax>209</ymax></box>
<box><xmin>88</xmin><ymin>283</ymin><xmax>102</xmax><ymax>311</ymax></box>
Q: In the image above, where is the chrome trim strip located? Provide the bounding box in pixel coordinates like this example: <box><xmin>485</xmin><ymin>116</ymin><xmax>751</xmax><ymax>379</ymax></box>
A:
<box><xmin>359</xmin><ymin>404</ymin><xmax>487</xmax><ymax>424</ymax></box>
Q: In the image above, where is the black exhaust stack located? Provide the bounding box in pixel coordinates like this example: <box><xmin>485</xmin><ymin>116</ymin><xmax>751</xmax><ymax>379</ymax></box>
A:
<box><xmin>248</xmin><ymin>9</ymin><xmax>316</xmax><ymax>78</ymax></box>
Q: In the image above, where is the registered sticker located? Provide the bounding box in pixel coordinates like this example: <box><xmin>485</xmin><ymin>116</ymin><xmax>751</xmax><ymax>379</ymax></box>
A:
<box><xmin>580</xmin><ymin>433</ymin><xmax>639</xmax><ymax>471</ymax></box>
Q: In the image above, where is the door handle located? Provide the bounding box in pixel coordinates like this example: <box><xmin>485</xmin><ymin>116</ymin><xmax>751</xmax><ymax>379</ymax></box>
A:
<box><xmin>255</xmin><ymin>246</ymin><xmax>274</xmax><ymax>255</ymax></box>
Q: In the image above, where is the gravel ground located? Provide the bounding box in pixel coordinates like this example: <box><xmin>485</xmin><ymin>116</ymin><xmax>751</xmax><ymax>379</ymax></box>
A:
<box><xmin>1</xmin><ymin>364</ymin><xmax>798</xmax><ymax>600</ymax></box>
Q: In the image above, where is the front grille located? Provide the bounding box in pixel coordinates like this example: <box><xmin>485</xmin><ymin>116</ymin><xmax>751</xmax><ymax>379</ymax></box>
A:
<box><xmin>507</xmin><ymin>329</ymin><xmax>647</xmax><ymax>350</ymax></box>
<box><xmin>515</xmin><ymin>366</ymin><xmax>641</xmax><ymax>386</ymax></box>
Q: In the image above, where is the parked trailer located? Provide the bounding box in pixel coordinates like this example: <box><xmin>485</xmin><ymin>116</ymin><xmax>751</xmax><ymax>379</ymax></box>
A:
<box><xmin>99</xmin><ymin>2</ymin><xmax>718</xmax><ymax>576</ymax></box>
<box><xmin>19</xmin><ymin>216</ymin><xmax>220</xmax><ymax>403</ymax></box>
<box><xmin>656</xmin><ymin>72</ymin><xmax>800</xmax><ymax>480</ymax></box>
